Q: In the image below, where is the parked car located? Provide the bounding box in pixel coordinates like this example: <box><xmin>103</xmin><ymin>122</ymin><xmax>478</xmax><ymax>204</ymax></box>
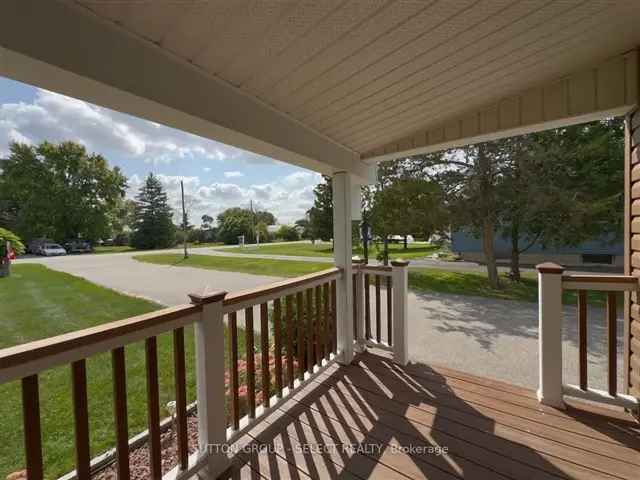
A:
<box><xmin>40</xmin><ymin>243</ymin><xmax>67</xmax><ymax>256</ymax></box>
<box><xmin>64</xmin><ymin>240</ymin><xmax>93</xmax><ymax>254</ymax></box>
<box><xmin>27</xmin><ymin>238</ymin><xmax>52</xmax><ymax>254</ymax></box>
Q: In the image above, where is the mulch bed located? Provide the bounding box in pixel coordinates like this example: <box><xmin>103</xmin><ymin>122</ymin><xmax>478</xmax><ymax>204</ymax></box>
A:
<box><xmin>93</xmin><ymin>414</ymin><xmax>199</xmax><ymax>480</ymax></box>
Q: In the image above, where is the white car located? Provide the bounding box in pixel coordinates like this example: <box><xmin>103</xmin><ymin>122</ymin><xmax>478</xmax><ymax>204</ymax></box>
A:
<box><xmin>40</xmin><ymin>243</ymin><xmax>67</xmax><ymax>256</ymax></box>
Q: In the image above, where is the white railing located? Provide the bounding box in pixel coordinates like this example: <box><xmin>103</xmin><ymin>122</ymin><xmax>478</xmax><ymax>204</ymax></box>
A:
<box><xmin>537</xmin><ymin>262</ymin><xmax>639</xmax><ymax>410</ymax></box>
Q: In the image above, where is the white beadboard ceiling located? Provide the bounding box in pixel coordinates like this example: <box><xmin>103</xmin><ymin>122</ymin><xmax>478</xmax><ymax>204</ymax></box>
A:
<box><xmin>76</xmin><ymin>0</ymin><xmax>640</xmax><ymax>158</ymax></box>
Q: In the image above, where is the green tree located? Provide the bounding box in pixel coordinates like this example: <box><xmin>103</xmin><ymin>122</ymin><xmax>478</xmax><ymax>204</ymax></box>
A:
<box><xmin>255</xmin><ymin>210</ymin><xmax>276</xmax><ymax>225</ymax></box>
<box><xmin>294</xmin><ymin>218</ymin><xmax>312</xmax><ymax>240</ymax></box>
<box><xmin>276</xmin><ymin>225</ymin><xmax>300</xmax><ymax>241</ymax></box>
<box><xmin>308</xmin><ymin>176</ymin><xmax>333</xmax><ymax>242</ymax></box>
<box><xmin>0</xmin><ymin>141</ymin><xmax>127</xmax><ymax>243</ymax></box>
<box><xmin>201</xmin><ymin>214</ymin><xmax>214</xmax><ymax>229</ymax></box>
<box><xmin>130</xmin><ymin>173</ymin><xmax>176</xmax><ymax>249</ymax></box>
<box><xmin>217</xmin><ymin>214</ymin><xmax>254</xmax><ymax>245</ymax></box>
<box><xmin>255</xmin><ymin>221</ymin><xmax>270</xmax><ymax>243</ymax></box>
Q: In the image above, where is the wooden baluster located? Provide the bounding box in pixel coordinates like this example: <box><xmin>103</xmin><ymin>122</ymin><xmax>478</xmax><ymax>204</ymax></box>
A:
<box><xmin>331</xmin><ymin>279</ymin><xmax>338</xmax><ymax>353</ymax></box>
<box><xmin>578</xmin><ymin>291</ymin><xmax>587</xmax><ymax>390</ymax></box>
<box><xmin>71</xmin><ymin>360</ymin><xmax>90</xmax><ymax>479</ymax></box>
<box><xmin>306</xmin><ymin>288</ymin><xmax>314</xmax><ymax>373</ymax></box>
<box><xmin>352</xmin><ymin>273</ymin><xmax>358</xmax><ymax>340</ymax></box>
<box><xmin>260</xmin><ymin>302</ymin><xmax>270</xmax><ymax>408</ymax></box>
<box><xmin>375</xmin><ymin>275</ymin><xmax>381</xmax><ymax>343</ymax></box>
<box><xmin>285</xmin><ymin>295</ymin><xmax>294</xmax><ymax>389</ymax></box>
<box><xmin>228</xmin><ymin>312</ymin><xmax>240</xmax><ymax>429</ymax></box>
<box><xmin>315</xmin><ymin>285</ymin><xmax>323</xmax><ymax>364</ymax></box>
<box><xmin>145</xmin><ymin>337</ymin><xmax>162</xmax><ymax>479</ymax></box>
<box><xmin>386</xmin><ymin>277</ymin><xmax>393</xmax><ymax>346</ymax></box>
<box><xmin>364</xmin><ymin>274</ymin><xmax>371</xmax><ymax>339</ymax></box>
<box><xmin>112</xmin><ymin>347</ymin><xmax>130</xmax><ymax>479</ymax></box>
<box><xmin>296</xmin><ymin>291</ymin><xmax>305</xmax><ymax>380</ymax></box>
<box><xmin>173</xmin><ymin>328</ymin><xmax>189</xmax><ymax>470</ymax></box>
<box><xmin>323</xmin><ymin>282</ymin><xmax>331</xmax><ymax>361</ymax></box>
<box><xmin>245</xmin><ymin>307</ymin><xmax>256</xmax><ymax>418</ymax></box>
<box><xmin>22</xmin><ymin>375</ymin><xmax>43</xmax><ymax>480</ymax></box>
<box><xmin>273</xmin><ymin>298</ymin><xmax>283</xmax><ymax>398</ymax></box>
<box><xmin>607</xmin><ymin>292</ymin><xmax>617</xmax><ymax>396</ymax></box>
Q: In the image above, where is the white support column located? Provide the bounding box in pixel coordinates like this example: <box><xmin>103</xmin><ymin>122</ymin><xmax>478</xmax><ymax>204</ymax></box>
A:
<box><xmin>391</xmin><ymin>260</ymin><xmax>410</xmax><ymax>365</ymax></box>
<box><xmin>189</xmin><ymin>289</ymin><xmax>229</xmax><ymax>478</ymax></box>
<box><xmin>332</xmin><ymin>171</ymin><xmax>354</xmax><ymax>364</ymax></box>
<box><xmin>352</xmin><ymin>257</ymin><xmax>366</xmax><ymax>353</ymax></box>
<box><xmin>536</xmin><ymin>262</ymin><xmax>566</xmax><ymax>409</ymax></box>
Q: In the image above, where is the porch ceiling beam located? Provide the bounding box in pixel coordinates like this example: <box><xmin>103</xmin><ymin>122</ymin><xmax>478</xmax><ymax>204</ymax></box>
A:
<box><xmin>0</xmin><ymin>1</ymin><xmax>371</xmax><ymax>181</ymax></box>
<box><xmin>363</xmin><ymin>50</ymin><xmax>639</xmax><ymax>164</ymax></box>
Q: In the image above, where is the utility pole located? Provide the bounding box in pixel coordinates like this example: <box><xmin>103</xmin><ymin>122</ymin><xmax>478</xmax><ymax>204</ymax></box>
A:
<box><xmin>181</xmin><ymin>180</ymin><xmax>188</xmax><ymax>259</ymax></box>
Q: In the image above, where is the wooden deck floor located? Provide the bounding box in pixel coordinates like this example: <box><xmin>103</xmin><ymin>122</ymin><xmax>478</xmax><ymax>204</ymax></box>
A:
<box><xmin>220</xmin><ymin>349</ymin><xmax>640</xmax><ymax>480</ymax></box>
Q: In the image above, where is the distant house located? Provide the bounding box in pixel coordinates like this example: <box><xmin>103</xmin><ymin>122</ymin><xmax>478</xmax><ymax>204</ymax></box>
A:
<box><xmin>452</xmin><ymin>229</ymin><xmax>623</xmax><ymax>269</ymax></box>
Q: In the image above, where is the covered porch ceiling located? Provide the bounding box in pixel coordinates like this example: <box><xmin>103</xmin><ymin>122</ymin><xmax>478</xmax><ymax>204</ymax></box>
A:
<box><xmin>2</xmin><ymin>1</ymin><xmax>640</xmax><ymax>180</ymax></box>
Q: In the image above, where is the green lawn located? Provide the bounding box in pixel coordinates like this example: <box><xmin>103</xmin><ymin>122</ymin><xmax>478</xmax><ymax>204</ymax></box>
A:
<box><xmin>135</xmin><ymin>253</ymin><xmax>331</xmax><ymax>277</ymax></box>
<box><xmin>409</xmin><ymin>268</ymin><xmax>611</xmax><ymax>307</ymax></box>
<box><xmin>217</xmin><ymin>241</ymin><xmax>442</xmax><ymax>260</ymax></box>
<box><xmin>0</xmin><ymin>264</ymin><xmax>246</xmax><ymax>478</ymax></box>
<box><xmin>93</xmin><ymin>245</ymin><xmax>136</xmax><ymax>254</ymax></box>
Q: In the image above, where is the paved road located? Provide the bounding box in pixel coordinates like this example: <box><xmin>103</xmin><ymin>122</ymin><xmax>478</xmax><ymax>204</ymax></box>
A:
<box><xmin>18</xmin><ymin>253</ymin><xmax>284</xmax><ymax>306</ymax></box>
<box><xmin>18</xmin><ymin>252</ymin><xmax>619</xmax><ymax>391</ymax></box>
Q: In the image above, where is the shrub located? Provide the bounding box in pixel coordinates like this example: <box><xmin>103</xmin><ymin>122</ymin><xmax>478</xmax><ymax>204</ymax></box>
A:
<box><xmin>0</xmin><ymin>227</ymin><xmax>25</xmax><ymax>255</ymax></box>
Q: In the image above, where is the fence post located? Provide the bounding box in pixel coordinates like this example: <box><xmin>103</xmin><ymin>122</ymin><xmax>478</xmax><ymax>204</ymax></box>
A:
<box><xmin>189</xmin><ymin>289</ymin><xmax>229</xmax><ymax>478</ymax></box>
<box><xmin>536</xmin><ymin>262</ymin><xmax>566</xmax><ymax>409</ymax></box>
<box><xmin>352</xmin><ymin>257</ymin><xmax>366</xmax><ymax>353</ymax></box>
<box><xmin>391</xmin><ymin>259</ymin><xmax>409</xmax><ymax>365</ymax></box>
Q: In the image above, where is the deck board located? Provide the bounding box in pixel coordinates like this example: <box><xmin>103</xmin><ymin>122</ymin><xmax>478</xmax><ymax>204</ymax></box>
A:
<box><xmin>221</xmin><ymin>349</ymin><xmax>640</xmax><ymax>480</ymax></box>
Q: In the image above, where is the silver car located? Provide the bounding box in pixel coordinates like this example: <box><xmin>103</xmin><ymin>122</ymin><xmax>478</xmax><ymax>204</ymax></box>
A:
<box><xmin>40</xmin><ymin>243</ymin><xmax>67</xmax><ymax>256</ymax></box>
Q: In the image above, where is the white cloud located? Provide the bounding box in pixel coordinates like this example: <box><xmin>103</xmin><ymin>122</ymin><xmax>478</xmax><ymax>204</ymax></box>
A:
<box><xmin>224</xmin><ymin>171</ymin><xmax>244</xmax><ymax>178</ymax></box>
<box><xmin>127</xmin><ymin>171</ymin><xmax>322</xmax><ymax>225</ymax></box>
<box><xmin>0</xmin><ymin>88</ymin><xmax>277</xmax><ymax>167</ymax></box>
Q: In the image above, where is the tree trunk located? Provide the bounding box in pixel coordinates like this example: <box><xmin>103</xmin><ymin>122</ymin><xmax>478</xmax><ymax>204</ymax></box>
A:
<box><xmin>509</xmin><ymin>223</ymin><xmax>521</xmax><ymax>282</ymax></box>
<box><xmin>383</xmin><ymin>236</ymin><xmax>390</xmax><ymax>266</ymax></box>
<box><xmin>362</xmin><ymin>221</ymin><xmax>369</xmax><ymax>264</ymax></box>
<box><xmin>403</xmin><ymin>235</ymin><xmax>408</xmax><ymax>250</ymax></box>
<box><xmin>478</xmin><ymin>144</ymin><xmax>501</xmax><ymax>289</ymax></box>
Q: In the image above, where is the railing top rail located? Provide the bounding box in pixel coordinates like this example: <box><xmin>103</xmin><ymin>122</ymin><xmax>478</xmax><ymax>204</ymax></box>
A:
<box><xmin>0</xmin><ymin>303</ymin><xmax>201</xmax><ymax>383</ymax></box>
<box><xmin>223</xmin><ymin>267</ymin><xmax>342</xmax><ymax>311</ymax></box>
<box><xmin>359</xmin><ymin>264</ymin><xmax>393</xmax><ymax>275</ymax></box>
<box><xmin>561</xmin><ymin>274</ymin><xmax>639</xmax><ymax>292</ymax></box>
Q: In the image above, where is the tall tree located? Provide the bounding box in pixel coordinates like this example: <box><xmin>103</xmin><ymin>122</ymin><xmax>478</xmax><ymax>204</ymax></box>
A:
<box><xmin>130</xmin><ymin>173</ymin><xmax>176</xmax><ymax>249</ymax></box>
<box><xmin>216</xmin><ymin>207</ymin><xmax>260</xmax><ymax>244</ymax></box>
<box><xmin>307</xmin><ymin>176</ymin><xmax>333</xmax><ymax>242</ymax></box>
<box><xmin>0</xmin><ymin>141</ymin><xmax>126</xmax><ymax>242</ymax></box>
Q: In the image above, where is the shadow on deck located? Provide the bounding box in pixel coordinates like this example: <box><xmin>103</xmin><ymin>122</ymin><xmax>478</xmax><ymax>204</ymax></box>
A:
<box><xmin>220</xmin><ymin>348</ymin><xmax>640</xmax><ymax>480</ymax></box>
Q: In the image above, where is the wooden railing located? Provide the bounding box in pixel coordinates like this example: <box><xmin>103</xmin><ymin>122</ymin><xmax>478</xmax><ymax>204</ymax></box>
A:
<box><xmin>537</xmin><ymin>262</ymin><xmax>640</xmax><ymax>410</ymax></box>
<box><xmin>0</xmin><ymin>267</ymin><xmax>343</xmax><ymax>480</ymax></box>
<box><xmin>0</xmin><ymin>303</ymin><xmax>203</xmax><ymax>480</ymax></box>
<box><xmin>352</xmin><ymin>258</ymin><xmax>410</xmax><ymax>364</ymax></box>
<box><xmin>222</xmin><ymin>267</ymin><xmax>341</xmax><ymax>436</ymax></box>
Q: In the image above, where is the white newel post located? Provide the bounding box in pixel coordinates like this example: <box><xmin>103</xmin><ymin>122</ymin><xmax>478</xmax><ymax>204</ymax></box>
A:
<box><xmin>536</xmin><ymin>262</ymin><xmax>566</xmax><ymax>409</ymax></box>
<box><xmin>189</xmin><ymin>290</ymin><xmax>229</xmax><ymax>478</ymax></box>
<box><xmin>352</xmin><ymin>257</ymin><xmax>366</xmax><ymax>353</ymax></box>
<box><xmin>391</xmin><ymin>260</ymin><xmax>410</xmax><ymax>365</ymax></box>
<box><xmin>332</xmin><ymin>171</ymin><xmax>354</xmax><ymax>364</ymax></box>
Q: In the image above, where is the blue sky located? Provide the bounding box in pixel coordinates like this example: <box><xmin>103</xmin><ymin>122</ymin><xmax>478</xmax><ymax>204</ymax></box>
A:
<box><xmin>0</xmin><ymin>76</ymin><xmax>321</xmax><ymax>224</ymax></box>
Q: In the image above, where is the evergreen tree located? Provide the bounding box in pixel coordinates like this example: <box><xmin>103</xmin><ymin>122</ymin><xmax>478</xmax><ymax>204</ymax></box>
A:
<box><xmin>307</xmin><ymin>176</ymin><xmax>333</xmax><ymax>242</ymax></box>
<box><xmin>131</xmin><ymin>173</ymin><xmax>176</xmax><ymax>249</ymax></box>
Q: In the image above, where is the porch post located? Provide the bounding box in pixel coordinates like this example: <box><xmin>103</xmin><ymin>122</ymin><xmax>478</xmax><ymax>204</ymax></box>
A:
<box><xmin>189</xmin><ymin>289</ymin><xmax>229</xmax><ymax>478</ymax></box>
<box><xmin>391</xmin><ymin>260</ymin><xmax>410</xmax><ymax>365</ymax></box>
<box><xmin>332</xmin><ymin>171</ymin><xmax>354</xmax><ymax>364</ymax></box>
<box><xmin>536</xmin><ymin>263</ymin><xmax>565</xmax><ymax>409</ymax></box>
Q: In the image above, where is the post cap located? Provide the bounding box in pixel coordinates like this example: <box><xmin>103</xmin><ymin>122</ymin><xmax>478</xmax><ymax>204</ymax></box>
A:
<box><xmin>391</xmin><ymin>259</ymin><xmax>410</xmax><ymax>267</ymax></box>
<box><xmin>536</xmin><ymin>262</ymin><xmax>564</xmax><ymax>274</ymax></box>
<box><xmin>188</xmin><ymin>289</ymin><xmax>227</xmax><ymax>305</ymax></box>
